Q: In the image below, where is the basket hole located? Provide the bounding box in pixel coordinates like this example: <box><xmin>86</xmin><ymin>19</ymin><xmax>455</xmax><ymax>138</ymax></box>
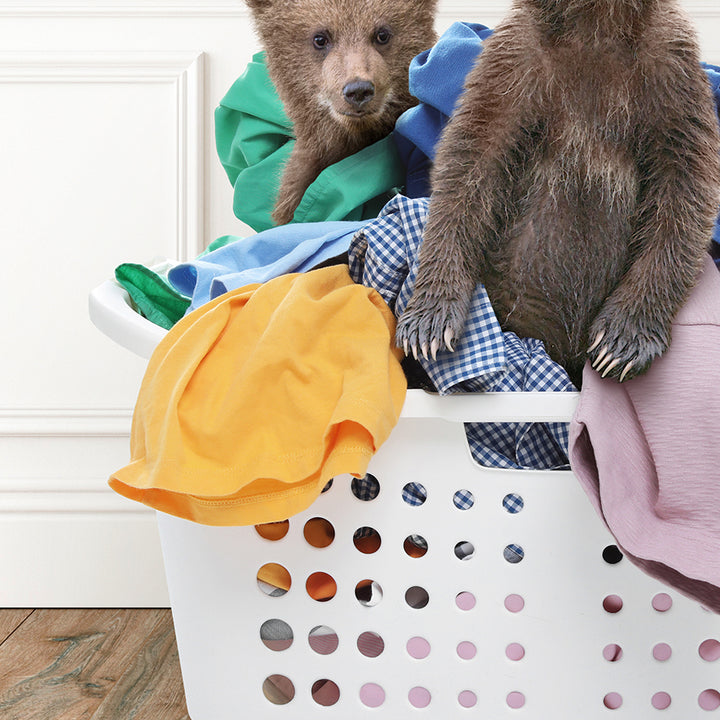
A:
<box><xmin>359</xmin><ymin>683</ymin><xmax>385</xmax><ymax>708</ymax></box>
<box><xmin>653</xmin><ymin>643</ymin><xmax>672</xmax><ymax>662</ymax></box>
<box><xmin>504</xmin><ymin>594</ymin><xmax>525</xmax><ymax>613</ymax></box>
<box><xmin>652</xmin><ymin>692</ymin><xmax>672</xmax><ymax>710</ymax></box>
<box><xmin>603</xmin><ymin>594</ymin><xmax>623</xmax><ymax>613</ymax></box>
<box><xmin>257</xmin><ymin>563</ymin><xmax>291</xmax><ymax>597</ymax></box>
<box><xmin>455</xmin><ymin>591</ymin><xmax>476</xmax><ymax>611</ymax></box>
<box><xmin>353</xmin><ymin>526</ymin><xmax>381</xmax><ymax>554</ymax></box>
<box><xmin>312</xmin><ymin>679</ymin><xmax>340</xmax><ymax>706</ymax></box>
<box><xmin>255</xmin><ymin>520</ymin><xmax>289</xmax><ymax>541</ymax></box>
<box><xmin>603</xmin><ymin>644</ymin><xmax>623</xmax><ymax>662</ymax></box>
<box><xmin>405</xmin><ymin>586</ymin><xmax>430</xmax><ymax>609</ymax></box>
<box><xmin>455</xmin><ymin>541</ymin><xmax>475</xmax><ymax>561</ymax></box>
<box><xmin>699</xmin><ymin>689</ymin><xmax>720</xmax><ymax>711</ymax></box>
<box><xmin>503</xmin><ymin>493</ymin><xmax>524</xmax><ymax>513</ymax></box>
<box><xmin>507</xmin><ymin>691</ymin><xmax>526</xmax><ymax>709</ymax></box>
<box><xmin>504</xmin><ymin>544</ymin><xmax>524</xmax><ymax>563</ymax></box>
<box><xmin>602</xmin><ymin>544</ymin><xmax>623</xmax><ymax>564</ymax></box>
<box><xmin>260</xmin><ymin>619</ymin><xmax>293</xmax><ymax>651</ymax></box>
<box><xmin>357</xmin><ymin>631</ymin><xmax>385</xmax><ymax>658</ymax></box>
<box><xmin>407</xmin><ymin>636</ymin><xmax>431</xmax><ymax>659</ymax></box>
<box><xmin>306</xmin><ymin>572</ymin><xmax>337</xmax><ymax>602</ymax></box>
<box><xmin>453</xmin><ymin>489</ymin><xmax>475</xmax><ymax>510</ymax></box>
<box><xmin>303</xmin><ymin>517</ymin><xmax>335</xmax><ymax>548</ymax></box>
<box><xmin>355</xmin><ymin>579</ymin><xmax>383</xmax><ymax>607</ymax></box>
<box><xmin>409</xmin><ymin>686</ymin><xmax>432</xmax><ymax>708</ymax></box>
<box><xmin>308</xmin><ymin>625</ymin><xmax>339</xmax><ymax>655</ymax></box>
<box><xmin>321</xmin><ymin>478</ymin><xmax>334</xmax><ymax>493</ymax></box>
<box><xmin>506</xmin><ymin>643</ymin><xmax>525</xmax><ymax>661</ymax></box>
<box><xmin>263</xmin><ymin>674</ymin><xmax>295</xmax><ymax>705</ymax></box>
<box><xmin>402</xmin><ymin>482</ymin><xmax>427</xmax><ymax>506</ymax></box>
<box><xmin>604</xmin><ymin>692</ymin><xmax>623</xmax><ymax>710</ymax></box>
<box><xmin>403</xmin><ymin>534</ymin><xmax>428</xmax><ymax>558</ymax></box>
<box><xmin>351</xmin><ymin>473</ymin><xmax>380</xmax><ymax>501</ymax></box>
<box><xmin>652</xmin><ymin>593</ymin><xmax>673</xmax><ymax>612</ymax></box>
<box><xmin>457</xmin><ymin>641</ymin><xmax>477</xmax><ymax>660</ymax></box>
<box><xmin>458</xmin><ymin>691</ymin><xmax>477</xmax><ymax>708</ymax></box>
<box><xmin>700</xmin><ymin>640</ymin><xmax>720</xmax><ymax>662</ymax></box>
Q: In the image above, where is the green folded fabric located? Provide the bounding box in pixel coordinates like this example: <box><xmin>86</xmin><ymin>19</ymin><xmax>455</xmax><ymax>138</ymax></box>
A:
<box><xmin>115</xmin><ymin>263</ymin><xmax>191</xmax><ymax>330</ymax></box>
<box><xmin>214</xmin><ymin>51</ymin><xmax>405</xmax><ymax>231</ymax></box>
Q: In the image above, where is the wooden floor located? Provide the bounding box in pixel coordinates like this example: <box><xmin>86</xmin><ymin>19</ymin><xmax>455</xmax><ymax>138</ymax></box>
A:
<box><xmin>0</xmin><ymin>609</ymin><xmax>189</xmax><ymax>720</ymax></box>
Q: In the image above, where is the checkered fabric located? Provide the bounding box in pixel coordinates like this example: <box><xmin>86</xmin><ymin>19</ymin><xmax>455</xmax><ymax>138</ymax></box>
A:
<box><xmin>402</xmin><ymin>482</ymin><xmax>427</xmax><ymax>506</ymax></box>
<box><xmin>502</xmin><ymin>493</ymin><xmax>525</xmax><ymax>514</ymax></box>
<box><xmin>453</xmin><ymin>489</ymin><xmax>475</xmax><ymax>510</ymax></box>
<box><xmin>504</xmin><ymin>544</ymin><xmax>525</xmax><ymax>563</ymax></box>
<box><xmin>349</xmin><ymin>195</ymin><xmax>577</xmax><ymax>470</ymax></box>
<box><xmin>350</xmin><ymin>474</ymin><xmax>380</xmax><ymax>501</ymax></box>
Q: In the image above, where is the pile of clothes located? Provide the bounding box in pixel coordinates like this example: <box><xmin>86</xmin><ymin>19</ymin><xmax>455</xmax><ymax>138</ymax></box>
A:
<box><xmin>111</xmin><ymin>22</ymin><xmax>720</xmax><ymax>611</ymax></box>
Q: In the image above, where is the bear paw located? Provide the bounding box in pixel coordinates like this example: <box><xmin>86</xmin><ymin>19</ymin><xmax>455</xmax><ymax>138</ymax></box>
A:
<box><xmin>587</xmin><ymin>312</ymin><xmax>669</xmax><ymax>383</ymax></box>
<box><xmin>395</xmin><ymin>293</ymin><xmax>469</xmax><ymax>361</ymax></box>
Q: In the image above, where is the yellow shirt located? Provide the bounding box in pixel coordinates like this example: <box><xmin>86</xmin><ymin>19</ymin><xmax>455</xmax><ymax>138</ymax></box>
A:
<box><xmin>109</xmin><ymin>266</ymin><xmax>407</xmax><ymax>525</ymax></box>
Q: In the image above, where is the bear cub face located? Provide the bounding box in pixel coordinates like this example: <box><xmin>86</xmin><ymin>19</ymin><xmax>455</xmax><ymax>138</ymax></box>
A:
<box><xmin>244</xmin><ymin>0</ymin><xmax>437</xmax><ymax>225</ymax></box>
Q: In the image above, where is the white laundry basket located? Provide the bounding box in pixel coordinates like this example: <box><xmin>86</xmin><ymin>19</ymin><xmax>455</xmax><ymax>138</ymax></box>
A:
<box><xmin>90</xmin><ymin>279</ymin><xmax>720</xmax><ymax>719</ymax></box>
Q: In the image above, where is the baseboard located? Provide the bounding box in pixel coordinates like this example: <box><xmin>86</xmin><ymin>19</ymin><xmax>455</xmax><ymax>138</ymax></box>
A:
<box><xmin>0</xmin><ymin>507</ymin><xmax>170</xmax><ymax>608</ymax></box>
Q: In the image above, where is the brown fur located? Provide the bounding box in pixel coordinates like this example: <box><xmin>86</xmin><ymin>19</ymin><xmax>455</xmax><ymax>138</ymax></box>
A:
<box><xmin>396</xmin><ymin>0</ymin><xmax>720</xmax><ymax>386</ymax></box>
<box><xmin>244</xmin><ymin>0</ymin><xmax>437</xmax><ymax>225</ymax></box>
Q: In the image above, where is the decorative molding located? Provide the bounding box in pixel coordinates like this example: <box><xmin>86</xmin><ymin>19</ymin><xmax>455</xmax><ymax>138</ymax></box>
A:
<box><xmin>0</xmin><ymin>1</ymin><xmax>247</xmax><ymax>16</ymax></box>
<box><xmin>0</xmin><ymin>408</ymin><xmax>132</xmax><ymax>436</ymax></box>
<box><xmin>0</xmin><ymin>474</ymin><xmax>150</xmax><ymax>514</ymax></box>
<box><xmin>0</xmin><ymin>492</ymin><xmax>150</xmax><ymax>515</ymax></box>
<box><xmin>0</xmin><ymin>51</ymin><xmax>204</xmax><ymax>260</ymax></box>
<box><xmin>0</xmin><ymin>0</ymin><xmax>716</xmax><ymax>19</ymax></box>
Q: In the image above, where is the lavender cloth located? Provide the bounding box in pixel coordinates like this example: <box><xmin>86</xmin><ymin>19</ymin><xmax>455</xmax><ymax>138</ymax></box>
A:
<box><xmin>569</xmin><ymin>255</ymin><xmax>720</xmax><ymax>612</ymax></box>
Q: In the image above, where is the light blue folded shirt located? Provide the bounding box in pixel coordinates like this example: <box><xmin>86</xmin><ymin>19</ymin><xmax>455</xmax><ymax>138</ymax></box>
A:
<box><xmin>168</xmin><ymin>220</ymin><xmax>366</xmax><ymax>313</ymax></box>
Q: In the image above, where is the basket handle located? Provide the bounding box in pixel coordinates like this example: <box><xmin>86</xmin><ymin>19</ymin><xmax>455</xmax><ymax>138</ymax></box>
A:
<box><xmin>400</xmin><ymin>389</ymin><xmax>579</xmax><ymax>423</ymax></box>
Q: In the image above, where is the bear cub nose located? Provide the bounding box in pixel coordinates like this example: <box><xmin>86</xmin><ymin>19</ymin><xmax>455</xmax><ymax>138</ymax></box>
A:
<box><xmin>343</xmin><ymin>80</ymin><xmax>375</xmax><ymax>110</ymax></box>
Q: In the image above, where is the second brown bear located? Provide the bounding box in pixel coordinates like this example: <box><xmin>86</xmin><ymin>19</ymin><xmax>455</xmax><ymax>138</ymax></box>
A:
<box><xmin>396</xmin><ymin>0</ymin><xmax>720</xmax><ymax>387</ymax></box>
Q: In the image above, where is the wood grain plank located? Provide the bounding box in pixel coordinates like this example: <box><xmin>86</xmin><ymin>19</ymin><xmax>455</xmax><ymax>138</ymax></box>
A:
<box><xmin>0</xmin><ymin>609</ymin><xmax>33</xmax><ymax>645</ymax></box>
<box><xmin>90</xmin><ymin>610</ymin><xmax>189</xmax><ymax>720</ymax></box>
<box><xmin>0</xmin><ymin>609</ymin><xmax>188</xmax><ymax>720</ymax></box>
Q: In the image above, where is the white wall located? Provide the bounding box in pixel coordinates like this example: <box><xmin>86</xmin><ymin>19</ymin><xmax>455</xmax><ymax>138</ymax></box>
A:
<box><xmin>0</xmin><ymin>0</ymin><xmax>718</xmax><ymax>606</ymax></box>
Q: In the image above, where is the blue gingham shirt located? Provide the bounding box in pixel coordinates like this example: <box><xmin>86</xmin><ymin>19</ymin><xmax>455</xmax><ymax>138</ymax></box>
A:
<box><xmin>349</xmin><ymin>195</ymin><xmax>576</xmax><ymax>470</ymax></box>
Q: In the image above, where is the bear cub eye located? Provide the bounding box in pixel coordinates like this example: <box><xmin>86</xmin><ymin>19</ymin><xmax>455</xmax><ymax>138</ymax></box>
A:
<box><xmin>374</xmin><ymin>27</ymin><xmax>392</xmax><ymax>46</ymax></box>
<box><xmin>312</xmin><ymin>31</ymin><xmax>331</xmax><ymax>50</ymax></box>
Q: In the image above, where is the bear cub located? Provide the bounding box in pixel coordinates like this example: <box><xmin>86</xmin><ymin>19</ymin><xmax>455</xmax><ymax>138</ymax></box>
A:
<box><xmin>243</xmin><ymin>0</ymin><xmax>437</xmax><ymax>226</ymax></box>
<box><xmin>396</xmin><ymin>0</ymin><xmax>720</xmax><ymax>387</ymax></box>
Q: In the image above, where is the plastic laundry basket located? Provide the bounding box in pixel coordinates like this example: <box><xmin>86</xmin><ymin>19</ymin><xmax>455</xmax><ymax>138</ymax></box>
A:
<box><xmin>90</xmin><ymin>279</ymin><xmax>720</xmax><ymax>719</ymax></box>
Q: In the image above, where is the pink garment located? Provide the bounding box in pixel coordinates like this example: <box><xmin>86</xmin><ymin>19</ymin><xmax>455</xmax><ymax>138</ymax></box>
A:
<box><xmin>569</xmin><ymin>256</ymin><xmax>720</xmax><ymax>612</ymax></box>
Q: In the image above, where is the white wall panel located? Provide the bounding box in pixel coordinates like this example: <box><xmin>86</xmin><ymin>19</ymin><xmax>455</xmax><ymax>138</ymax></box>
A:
<box><xmin>0</xmin><ymin>52</ymin><xmax>202</xmax><ymax>415</ymax></box>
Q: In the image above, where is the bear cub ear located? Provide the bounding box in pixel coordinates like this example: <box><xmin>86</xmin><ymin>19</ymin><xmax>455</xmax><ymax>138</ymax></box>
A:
<box><xmin>243</xmin><ymin>0</ymin><xmax>273</xmax><ymax>10</ymax></box>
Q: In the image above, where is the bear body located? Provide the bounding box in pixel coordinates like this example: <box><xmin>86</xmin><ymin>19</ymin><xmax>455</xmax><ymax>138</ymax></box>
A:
<box><xmin>396</xmin><ymin>0</ymin><xmax>720</xmax><ymax>386</ymax></box>
<box><xmin>243</xmin><ymin>0</ymin><xmax>437</xmax><ymax>226</ymax></box>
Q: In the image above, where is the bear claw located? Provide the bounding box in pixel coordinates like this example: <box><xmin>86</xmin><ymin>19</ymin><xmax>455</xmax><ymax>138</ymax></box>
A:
<box><xmin>395</xmin><ymin>294</ymin><xmax>468</xmax><ymax>362</ymax></box>
<box><xmin>586</xmin><ymin>310</ymin><xmax>667</xmax><ymax>383</ymax></box>
<box><xmin>587</xmin><ymin>330</ymin><xmax>605</xmax><ymax>353</ymax></box>
<box><xmin>618</xmin><ymin>361</ymin><xmax>634</xmax><ymax>383</ymax></box>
